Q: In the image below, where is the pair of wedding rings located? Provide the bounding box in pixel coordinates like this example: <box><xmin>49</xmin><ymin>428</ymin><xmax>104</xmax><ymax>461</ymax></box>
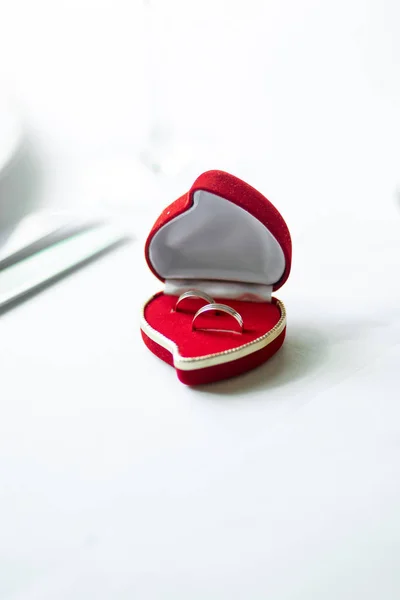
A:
<box><xmin>175</xmin><ymin>289</ymin><xmax>244</xmax><ymax>334</ymax></box>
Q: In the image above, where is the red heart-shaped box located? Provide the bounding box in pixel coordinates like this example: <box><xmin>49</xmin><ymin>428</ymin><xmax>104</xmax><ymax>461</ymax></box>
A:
<box><xmin>140</xmin><ymin>170</ymin><xmax>292</xmax><ymax>385</ymax></box>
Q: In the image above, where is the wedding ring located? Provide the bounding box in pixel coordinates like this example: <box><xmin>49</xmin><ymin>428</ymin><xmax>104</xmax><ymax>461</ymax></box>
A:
<box><xmin>192</xmin><ymin>303</ymin><xmax>244</xmax><ymax>334</ymax></box>
<box><xmin>175</xmin><ymin>289</ymin><xmax>215</xmax><ymax>312</ymax></box>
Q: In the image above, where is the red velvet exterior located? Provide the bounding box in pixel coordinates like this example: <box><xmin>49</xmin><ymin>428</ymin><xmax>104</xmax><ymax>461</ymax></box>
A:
<box><xmin>145</xmin><ymin>170</ymin><xmax>292</xmax><ymax>292</ymax></box>
<box><xmin>141</xmin><ymin>326</ymin><xmax>286</xmax><ymax>386</ymax></box>
<box><xmin>141</xmin><ymin>330</ymin><xmax>174</xmax><ymax>367</ymax></box>
<box><xmin>144</xmin><ymin>293</ymin><xmax>282</xmax><ymax>358</ymax></box>
<box><xmin>141</xmin><ymin>170</ymin><xmax>291</xmax><ymax>385</ymax></box>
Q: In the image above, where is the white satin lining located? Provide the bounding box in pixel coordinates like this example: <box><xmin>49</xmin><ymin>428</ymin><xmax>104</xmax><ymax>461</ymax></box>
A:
<box><xmin>149</xmin><ymin>190</ymin><xmax>286</xmax><ymax>293</ymax></box>
<box><xmin>164</xmin><ymin>279</ymin><xmax>273</xmax><ymax>302</ymax></box>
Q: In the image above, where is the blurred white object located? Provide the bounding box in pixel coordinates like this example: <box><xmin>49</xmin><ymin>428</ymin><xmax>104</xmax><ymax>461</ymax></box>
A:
<box><xmin>0</xmin><ymin>90</ymin><xmax>21</xmax><ymax>174</ymax></box>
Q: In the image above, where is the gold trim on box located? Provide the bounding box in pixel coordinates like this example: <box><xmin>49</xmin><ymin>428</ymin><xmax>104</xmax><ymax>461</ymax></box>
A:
<box><xmin>140</xmin><ymin>296</ymin><xmax>286</xmax><ymax>372</ymax></box>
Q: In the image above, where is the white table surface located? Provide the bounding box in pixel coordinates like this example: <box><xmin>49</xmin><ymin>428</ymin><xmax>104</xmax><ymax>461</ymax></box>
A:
<box><xmin>1</xmin><ymin>1</ymin><xmax>400</xmax><ymax>598</ymax></box>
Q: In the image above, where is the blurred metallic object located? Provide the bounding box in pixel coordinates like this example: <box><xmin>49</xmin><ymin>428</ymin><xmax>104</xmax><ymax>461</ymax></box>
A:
<box><xmin>0</xmin><ymin>218</ymin><xmax>130</xmax><ymax>311</ymax></box>
<box><xmin>0</xmin><ymin>212</ymin><xmax>104</xmax><ymax>270</ymax></box>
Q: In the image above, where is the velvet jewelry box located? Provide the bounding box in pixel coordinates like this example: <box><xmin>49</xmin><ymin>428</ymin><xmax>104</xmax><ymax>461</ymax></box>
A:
<box><xmin>140</xmin><ymin>170</ymin><xmax>292</xmax><ymax>385</ymax></box>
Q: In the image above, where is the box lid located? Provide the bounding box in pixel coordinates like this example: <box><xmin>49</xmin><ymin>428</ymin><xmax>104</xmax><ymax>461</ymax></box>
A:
<box><xmin>145</xmin><ymin>170</ymin><xmax>292</xmax><ymax>293</ymax></box>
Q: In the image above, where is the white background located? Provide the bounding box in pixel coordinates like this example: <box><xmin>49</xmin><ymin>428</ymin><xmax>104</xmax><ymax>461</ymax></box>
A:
<box><xmin>0</xmin><ymin>1</ymin><xmax>400</xmax><ymax>598</ymax></box>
